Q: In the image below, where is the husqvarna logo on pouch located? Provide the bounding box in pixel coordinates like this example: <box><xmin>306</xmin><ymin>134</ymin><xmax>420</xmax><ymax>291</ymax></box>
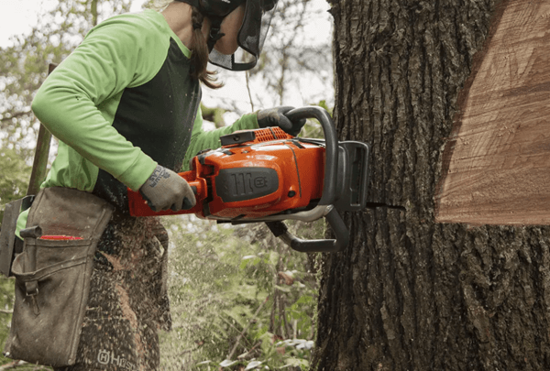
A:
<box><xmin>97</xmin><ymin>349</ymin><xmax>136</xmax><ymax>370</ymax></box>
<box><xmin>97</xmin><ymin>349</ymin><xmax>110</xmax><ymax>365</ymax></box>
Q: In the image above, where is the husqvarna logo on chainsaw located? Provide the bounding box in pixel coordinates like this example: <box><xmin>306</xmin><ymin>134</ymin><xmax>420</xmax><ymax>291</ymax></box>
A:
<box><xmin>254</xmin><ymin>177</ymin><xmax>268</xmax><ymax>188</ymax></box>
<box><xmin>217</xmin><ymin>168</ymin><xmax>279</xmax><ymax>202</ymax></box>
<box><xmin>231</xmin><ymin>172</ymin><xmax>257</xmax><ymax>196</ymax></box>
<box><xmin>231</xmin><ymin>174</ymin><xmax>268</xmax><ymax>194</ymax></box>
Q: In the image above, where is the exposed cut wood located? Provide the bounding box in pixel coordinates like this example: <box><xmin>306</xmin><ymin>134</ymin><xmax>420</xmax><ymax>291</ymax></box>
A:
<box><xmin>436</xmin><ymin>1</ymin><xmax>550</xmax><ymax>225</ymax></box>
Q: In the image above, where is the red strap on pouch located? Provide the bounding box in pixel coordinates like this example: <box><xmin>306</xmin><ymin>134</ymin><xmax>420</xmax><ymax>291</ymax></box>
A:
<box><xmin>38</xmin><ymin>235</ymin><xmax>83</xmax><ymax>240</ymax></box>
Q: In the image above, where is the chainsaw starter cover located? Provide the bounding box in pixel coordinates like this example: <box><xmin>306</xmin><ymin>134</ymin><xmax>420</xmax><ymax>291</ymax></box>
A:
<box><xmin>215</xmin><ymin>167</ymin><xmax>279</xmax><ymax>203</ymax></box>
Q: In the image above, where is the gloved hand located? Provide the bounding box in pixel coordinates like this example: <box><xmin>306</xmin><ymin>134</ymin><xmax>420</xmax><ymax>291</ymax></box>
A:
<box><xmin>139</xmin><ymin>165</ymin><xmax>196</xmax><ymax>212</ymax></box>
<box><xmin>257</xmin><ymin>106</ymin><xmax>306</xmax><ymax>136</ymax></box>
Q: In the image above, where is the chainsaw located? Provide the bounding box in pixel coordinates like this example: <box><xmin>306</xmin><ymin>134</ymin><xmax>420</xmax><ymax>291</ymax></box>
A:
<box><xmin>128</xmin><ymin>107</ymin><xmax>370</xmax><ymax>253</ymax></box>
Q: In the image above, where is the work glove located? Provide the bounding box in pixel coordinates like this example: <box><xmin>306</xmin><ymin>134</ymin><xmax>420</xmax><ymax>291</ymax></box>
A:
<box><xmin>257</xmin><ymin>106</ymin><xmax>306</xmax><ymax>136</ymax></box>
<box><xmin>139</xmin><ymin>165</ymin><xmax>196</xmax><ymax>212</ymax></box>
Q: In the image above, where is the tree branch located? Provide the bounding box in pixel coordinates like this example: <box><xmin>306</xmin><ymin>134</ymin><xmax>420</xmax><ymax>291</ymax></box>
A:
<box><xmin>177</xmin><ymin>341</ymin><xmax>204</xmax><ymax>357</ymax></box>
<box><xmin>245</xmin><ymin>71</ymin><xmax>255</xmax><ymax>112</ymax></box>
<box><xmin>226</xmin><ymin>296</ymin><xmax>269</xmax><ymax>360</ymax></box>
<box><xmin>237</xmin><ymin>341</ymin><xmax>262</xmax><ymax>360</ymax></box>
<box><xmin>0</xmin><ymin>110</ymin><xmax>32</xmax><ymax>123</ymax></box>
<box><xmin>0</xmin><ymin>360</ymin><xmax>28</xmax><ymax>370</ymax></box>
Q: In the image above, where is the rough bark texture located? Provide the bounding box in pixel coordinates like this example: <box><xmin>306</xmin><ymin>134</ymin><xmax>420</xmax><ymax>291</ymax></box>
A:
<box><xmin>436</xmin><ymin>1</ymin><xmax>550</xmax><ymax>225</ymax></box>
<box><xmin>314</xmin><ymin>0</ymin><xmax>550</xmax><ymax>370</ymax></box>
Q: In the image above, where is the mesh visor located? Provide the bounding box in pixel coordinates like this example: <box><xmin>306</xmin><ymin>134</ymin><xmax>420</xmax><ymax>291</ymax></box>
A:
<box><xmin>209</xmin><ymin>0</ymin><xmax>278</xmax><ymax>71</ymax></box>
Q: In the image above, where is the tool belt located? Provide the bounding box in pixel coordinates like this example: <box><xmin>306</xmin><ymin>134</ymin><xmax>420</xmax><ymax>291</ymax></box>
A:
<box><xmin>3</xmin><ymin>187</ymin><xmax>114</xmax><ymax>367</ymax></box>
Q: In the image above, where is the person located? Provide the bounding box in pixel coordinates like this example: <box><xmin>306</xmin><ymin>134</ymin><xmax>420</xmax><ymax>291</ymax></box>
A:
<box><xmin>12</xmin><ymin>0</ymin><xmax>306</xmax><ymax>369</ymax></box>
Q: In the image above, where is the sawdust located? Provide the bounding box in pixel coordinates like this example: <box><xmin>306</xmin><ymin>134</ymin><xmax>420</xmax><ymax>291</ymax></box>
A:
<box><xmin>115</xmin><ymin>283</ymin><xmax>146</xmax><ymax>371</ymax></box>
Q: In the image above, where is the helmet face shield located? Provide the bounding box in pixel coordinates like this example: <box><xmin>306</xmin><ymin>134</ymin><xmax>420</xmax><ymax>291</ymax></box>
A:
<box><xmin>209</xmin><ymin>0</ymin><xmax>278</xmax><ymax>71</ymax></box>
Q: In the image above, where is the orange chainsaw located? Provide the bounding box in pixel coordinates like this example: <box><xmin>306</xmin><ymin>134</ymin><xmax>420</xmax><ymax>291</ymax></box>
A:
<box><xmin>128</xmin><ymin>107</ymin><xmax>370</xmax><ymax>252</ymax></box>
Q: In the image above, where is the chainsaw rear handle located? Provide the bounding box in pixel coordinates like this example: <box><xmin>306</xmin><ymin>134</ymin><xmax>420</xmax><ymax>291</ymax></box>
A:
<box><xmin>129</xmin><ymin>179</ymin><xmax>204</xmax><ymax>217</ymax></box>
<box><xmin>265</xmin><ymin>208</ymin><xmax>348</xmax><ymax>253</ymax></box>
<box><xmin>285</xmin><ymin>106</ymin><xmax>337</xmax><ymax>206</ymax></box>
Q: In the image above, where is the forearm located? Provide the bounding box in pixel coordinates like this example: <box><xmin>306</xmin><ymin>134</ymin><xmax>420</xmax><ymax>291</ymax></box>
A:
<box><xmin>32</xmin><ymin>81</ymin><xmax>156</xmax><ymax>191</ymax></box>
<box><xmin>182</xmin><ymin>112</ymin><xmax>259</xmax><ymax>171</ymax></box>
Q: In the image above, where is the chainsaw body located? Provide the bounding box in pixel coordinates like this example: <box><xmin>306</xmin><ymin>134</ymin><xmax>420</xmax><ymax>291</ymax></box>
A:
<box><xmin>128</xmin><ymin>107</ymin><xmax>370</xmax><ymax>252</ymax></box>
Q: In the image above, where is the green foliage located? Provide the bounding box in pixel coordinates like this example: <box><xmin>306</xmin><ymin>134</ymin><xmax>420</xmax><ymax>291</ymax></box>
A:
<box><xmin>296</xmin><ymin>100</ymin><xmax>334</xmax><ymax>140</ymax></box>
<box><xmin>201</xmin><ymin>103</ymin><xmax>227</xmax><ymax>128</ymax></box>
<box><xmin>0</xmin><ymin>0</ymin><xmax>132</xmax><ymax>160</ymax></box>
<box><xmin>0</xmin><ymin>278</ymin><xmax>17</xmax><ymax>369</ymax></box>
<box><xmin>159</xmin><ymin>216</ymin><xmax>324</xmax><ymax>370</ymax></box>
<box><xmin>0</xmin><ymin>149</ymin><xmax>32</xmax><ymax>220</ymax></box>
<box><xmin>0</xmin><ymin>150</ymin><xmax>31</xmax><ymax>367</ymax></box>
<box><xmin>249</xmin><ymin>0</ymin><xmax>333</xmax><ymax>107</ymax></box>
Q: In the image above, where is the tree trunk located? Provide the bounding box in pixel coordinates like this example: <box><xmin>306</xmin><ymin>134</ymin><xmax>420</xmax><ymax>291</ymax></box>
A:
<box><xmin>314</xmin><ymin>0</ymin><xmax>550</xmax><ymax>370</ymax></box>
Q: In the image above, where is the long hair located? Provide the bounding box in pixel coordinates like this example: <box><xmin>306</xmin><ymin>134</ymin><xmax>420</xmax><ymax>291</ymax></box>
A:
<box><xmin>190</xmin><ymin>6</ymin><xmax>223</xmax><ymax>89</ymax></box>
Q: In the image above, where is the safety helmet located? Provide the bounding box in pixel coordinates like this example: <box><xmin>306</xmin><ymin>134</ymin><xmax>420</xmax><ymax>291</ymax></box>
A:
<box><xmin>175</xmin><ymin>0</ymin><xmax>278</xmax><ymax>71</ymax></box>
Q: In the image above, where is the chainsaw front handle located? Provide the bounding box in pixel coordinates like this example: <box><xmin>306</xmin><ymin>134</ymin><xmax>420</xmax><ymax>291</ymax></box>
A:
<box><xmin>265</xmin><ymin>208</ymin><xmax>349</xmax><ymax>253</ymax></box>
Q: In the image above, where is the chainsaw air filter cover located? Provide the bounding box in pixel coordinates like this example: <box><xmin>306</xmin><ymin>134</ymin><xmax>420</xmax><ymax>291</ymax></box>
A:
<box><xmin>192</xmin><ymin>127</ymin><xmax>325</xmax><ymax>220</ymax></box>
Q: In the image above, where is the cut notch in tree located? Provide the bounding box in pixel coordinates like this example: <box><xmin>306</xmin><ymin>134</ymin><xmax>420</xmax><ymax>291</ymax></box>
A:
<box><xmin>436</xmin><ymin>1</ymin><xmax>550</xmax><ymax>225</ymax></box>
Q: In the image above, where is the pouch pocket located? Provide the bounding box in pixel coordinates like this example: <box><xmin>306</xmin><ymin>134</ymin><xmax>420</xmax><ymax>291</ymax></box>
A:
<box><xmin>6</xmin><ymin>238</ymin><xmax>96</xmax><ymax>366</ymax></box>
<box><xmin>3</xmin><ymin>187</ymin><xmax>114</xmax><ymax>367</ymax></box>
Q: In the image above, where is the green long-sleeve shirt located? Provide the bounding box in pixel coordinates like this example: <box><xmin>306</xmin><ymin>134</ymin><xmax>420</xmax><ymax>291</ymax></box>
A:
<box><xmin>17</xmin><ymin>9</ymin><xmax>258</xmax><ymax>233</ymax></box>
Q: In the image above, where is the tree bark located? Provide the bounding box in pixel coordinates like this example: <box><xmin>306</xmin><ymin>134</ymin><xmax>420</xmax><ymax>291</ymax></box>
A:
<box><xmin>314</xmin><ymin>0</ymin><xmax>550</xmax><ymax>370</ymax></box>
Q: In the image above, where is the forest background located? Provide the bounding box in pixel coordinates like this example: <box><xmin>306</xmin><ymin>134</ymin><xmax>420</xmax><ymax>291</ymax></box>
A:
<box><xmin>0</xmin><ymin>0</ymin><xmax>334</xmax><ymax>370</ymax></box>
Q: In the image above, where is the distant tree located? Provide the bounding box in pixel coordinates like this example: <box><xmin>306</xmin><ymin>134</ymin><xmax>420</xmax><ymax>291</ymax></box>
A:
<box><xmin>0</xmin><ymin>0</ymin><xmax>133</xmax><ymax>204</ymax></box>
<box><xmin>0</xmin><ymin>0</ymin><xmax>131</xmax><ymax>160</ymax></box>
<box><xmin>252</xmin><ymin>0</ymin><xmax>332</xmax><ymax>107</ymax></box>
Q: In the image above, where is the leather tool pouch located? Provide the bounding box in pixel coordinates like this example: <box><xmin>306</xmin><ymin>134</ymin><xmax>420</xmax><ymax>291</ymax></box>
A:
<box><xmin>3</xmin><ymin>187</ymin><xmax>114</xmax><ymax>367</ymax></box>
